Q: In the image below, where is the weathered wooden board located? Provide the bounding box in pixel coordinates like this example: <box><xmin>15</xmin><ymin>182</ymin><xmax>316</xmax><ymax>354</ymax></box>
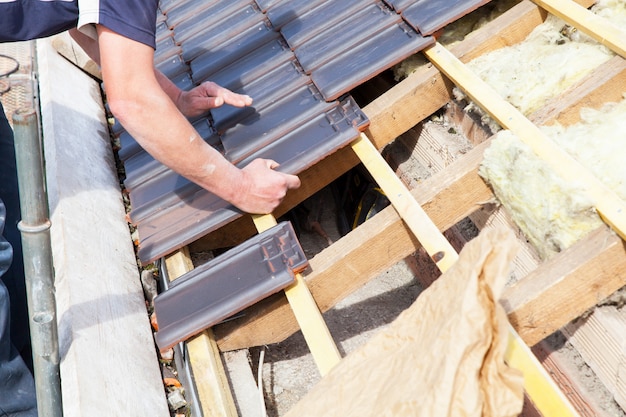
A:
<box><xmin>38</xmin><ymin>39</ymin><xmax>169</xmax><ymax>417</ymax></box>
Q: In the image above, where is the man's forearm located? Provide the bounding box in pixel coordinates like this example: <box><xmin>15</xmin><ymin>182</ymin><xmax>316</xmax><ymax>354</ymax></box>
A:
<box><xmin>94</xmin><ymin>25</ymin><xmax>300</xmax><ymax>214</ymax></box>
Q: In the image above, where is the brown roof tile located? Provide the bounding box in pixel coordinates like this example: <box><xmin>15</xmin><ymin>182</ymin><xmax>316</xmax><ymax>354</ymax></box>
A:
<box><xmin>118</xmin><ymin>0</ymin><xmax>493</xmax><ymax>264</ymax></box>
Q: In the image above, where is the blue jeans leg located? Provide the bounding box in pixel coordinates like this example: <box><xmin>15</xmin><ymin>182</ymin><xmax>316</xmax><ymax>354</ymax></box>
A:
<box><xmin>0</xmin><ymin>100</ymin><xmax>37</xmax><ymax>416</ymax></box>
<box><xmin>0</xmin><ymin>200</ymin><xmax>37</xmax><ymax>417</ymax></box>
<box><xmin>0</xmin><ymin>100</ymin><xmax>31</xmax><ymax>370</ymax></box>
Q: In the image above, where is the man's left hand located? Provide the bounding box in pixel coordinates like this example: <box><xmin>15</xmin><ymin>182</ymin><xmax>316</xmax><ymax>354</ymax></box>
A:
<box><xmin>177</xmin><ymin>81</ymin><xmax>253</xmax><ymax>118</ymax></box>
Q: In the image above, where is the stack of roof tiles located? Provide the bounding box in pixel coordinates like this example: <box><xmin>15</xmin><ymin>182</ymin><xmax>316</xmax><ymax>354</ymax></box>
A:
<box><xmin>116</xmin><ymin>0</ymin><xmax>491</xmax><ymax>264</ymax></box>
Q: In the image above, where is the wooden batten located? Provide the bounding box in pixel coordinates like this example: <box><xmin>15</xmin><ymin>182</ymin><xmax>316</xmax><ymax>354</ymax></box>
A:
<box><xmin>503</xmin><ymin>227</ymin><xmax>626</xmax><ymax>346</ymax></box>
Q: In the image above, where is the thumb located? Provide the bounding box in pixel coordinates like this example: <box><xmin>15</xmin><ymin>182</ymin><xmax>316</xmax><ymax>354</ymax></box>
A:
<box><xmin>264</xmin><ymin>159</ymin><xmax>280</xmax><ymax>170</ymax></box>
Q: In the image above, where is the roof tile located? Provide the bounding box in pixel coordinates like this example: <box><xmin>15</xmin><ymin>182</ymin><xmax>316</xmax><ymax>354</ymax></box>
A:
<box><xmin>119</xmin><ymin>0</ymin><xmax>494</xmax><ymax>263</ymax></box>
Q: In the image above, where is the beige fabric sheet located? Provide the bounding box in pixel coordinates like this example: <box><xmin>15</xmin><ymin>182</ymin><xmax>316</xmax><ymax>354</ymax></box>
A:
<box><xmin>285</xmin><ymin>227</ymin><xmax>524</xmax><ymax>417</ymax></box>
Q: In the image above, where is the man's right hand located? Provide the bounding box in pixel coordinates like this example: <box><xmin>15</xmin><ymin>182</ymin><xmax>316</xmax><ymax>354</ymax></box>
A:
<box><xmin>232</xmin><ymin>159</ymin><xmax>301</xmax><ymax>214</ymax></box>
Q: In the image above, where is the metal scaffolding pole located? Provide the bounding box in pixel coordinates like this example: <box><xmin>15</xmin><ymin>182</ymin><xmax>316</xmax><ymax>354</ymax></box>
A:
<box><xmin>13</xmin><ymin>107</ymin><xmax>63</xmax><ymax>417</ymax></box>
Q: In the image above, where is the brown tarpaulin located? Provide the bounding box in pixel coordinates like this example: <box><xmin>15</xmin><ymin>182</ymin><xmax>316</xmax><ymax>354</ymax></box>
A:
<box><xmin>285</xmin><ymin>227</ymin><xmax>524</xmax><ymax>417</ymax></box>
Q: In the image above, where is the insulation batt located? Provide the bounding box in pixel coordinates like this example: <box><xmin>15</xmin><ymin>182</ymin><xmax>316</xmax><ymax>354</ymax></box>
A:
<box><xmin>479</xmin><ymin>96</ymin><xmax>626</xmax><ymax>260</ymax></box>
<box><xmin>458</xmin><ymin>0</ymin><xmax>624</xmax><ymax>129</ymax></box>
<box><xmin>462</xmin><ymin>12</ymin><xmax>614</xmax><ymax>125</ymax></box>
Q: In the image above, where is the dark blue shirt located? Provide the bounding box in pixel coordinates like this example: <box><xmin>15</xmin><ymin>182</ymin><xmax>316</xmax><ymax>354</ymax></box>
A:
<box><xmin>0</xmin><ymin>0</ymin><xmax>158</xmax><ymax>49</ymax></box>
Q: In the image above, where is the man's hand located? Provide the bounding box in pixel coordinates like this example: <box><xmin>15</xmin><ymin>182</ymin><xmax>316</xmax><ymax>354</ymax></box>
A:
<box><xmin>232</xmin><ymin>159</ymin><xmax>301</xmax><ymax>214</ymax></box>
<box><xmin>176</xmin><ymin>81</ymin><xmax>253</xmax><ymax>118</ymax></box>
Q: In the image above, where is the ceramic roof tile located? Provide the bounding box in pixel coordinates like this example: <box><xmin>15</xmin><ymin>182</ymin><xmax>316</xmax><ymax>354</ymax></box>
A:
<box><xmin>280</xmin><ymin>0</ymin><xmax>371</xmax><ymax>50</ymax></box>
<box><xmin>162</xmin><ymin>0</ymin><xmax>220</xmax><ymax>27</ymax></box>
<box><xmin>201</xmin><ymin>38</ymin><xmax>293</xmax><ymax>90</ymax></box>
<box><xmin>293</xmin><ymin>3</ymin><xmax>402</xmax><ymax>74</ymax></box>
<box><xmin>119</xmin><ymin>0</ymin><xmax>494</xmax><ymax>263</ymax></box>
<box><xmin>385</xmin><ymin>0</ymin><xmax>493</xmax><ymax>35</ymax></box>
<box><xmin>263</xmin><ymin>0</ymin><xmax>329</xmax><ymax>29</ymax></box>
<box><xmin>155</xmin><ymin>53</ymin><xmax>188</xmax><ymax>80</ymax></box>
<box><xmin>153</xmin><ymin>221</ymin><xmax>305</xmax><ymax>351</ymax></box>
<box><xmin>185</xmin><ymin>20</ymin><xmax>278</xmax><ymax>75</ymax></box>
<box><xmin>311</xmin><ymin>21</ymin><xmax>433</xmax><ymax>101</ymax></box>
<box><xmin>210</xmin><ymin>59</ymin><xmax>310</xmax><ymax>132</ymax></box>
<box><xmin>167</xmin><ymin>0</ymin><xmax>251</xmax><ymax>40</ymax></box>
<box><xmin>220</xmin><ymin>84</ymin><xmax>336</xmax><ymax>162</ymax></box>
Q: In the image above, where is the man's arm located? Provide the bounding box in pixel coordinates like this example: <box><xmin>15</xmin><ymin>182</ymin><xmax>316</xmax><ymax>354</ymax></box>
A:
<box><xmin>74</xmin><ymin>26</ymin><xmax>300</xmax><ymax>214</ymax></box>
<box><xmin>69</xmin><ymin>28</ymin><xmax>251</xmax><ymax>117</ymax></box>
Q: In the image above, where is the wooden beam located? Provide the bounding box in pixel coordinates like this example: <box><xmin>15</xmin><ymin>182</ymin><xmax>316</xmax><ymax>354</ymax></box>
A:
<box><xmin>164</xmin><ymin>249</ymin><xmax>238</xmax><ymax>417</ymax></box>
<box><xmin>503</xmin><ymin>226</ymin><xmax>626</xmax><ymax>346</ymax></box>
<box><xmin>532</xmin><ymin>0</ymin><xmax>626</xmax><ymax>58</ymax></box>
<box><xmin>251</xmin><ymin>214</ymin><xmax>341</xmax><ymax>377</ymax></box>
<box><xmin>529</xmin><ymin>55</ymin><xmax>626</xmax><ymax>126</ymax></box>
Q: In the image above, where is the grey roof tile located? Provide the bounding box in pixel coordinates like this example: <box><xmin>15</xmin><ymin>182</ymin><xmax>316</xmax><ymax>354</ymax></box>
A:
<box><xmin>293</xmin><ymin>3</ymin><xmax>402</xmax><ymax>74</ymax></box>
<box><xmin>121</xmin><ymin>0</ymin><xmax>493</xmax><ymax>263</ymax></box>
<box><xmin>153</xmin><ymin>221</ymin><xmax>305</xmax><ymax>351</ymax></box>
<box><xmin>311</xmin><ymin>21</ymin><xmax>434</xmax><ymax>101</ymax></box>
<box><xmin>280</xmin><ymin>0</ymin><xmax>371</xmax><ymax>50</ymax></box>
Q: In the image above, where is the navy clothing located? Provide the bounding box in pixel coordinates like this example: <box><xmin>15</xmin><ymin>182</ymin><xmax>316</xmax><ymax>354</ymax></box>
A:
<box><xmin>0</xmin><ymin>277</ymin><xmax>37</xmax><ymax>417</ymax></box>
<box><xmin>0</xmin><ymin>0</ymin><xmax>79</xmax><ymax>42</ymax></box>
<box><xmin>82</xmin><ymin>0</ymin><xmax>159</xmax><ymax>49</ymax></box>
<box><xmin>0</xmin><ymin>0</ymin><xmax>159</xmax><ymax>49</ymax></box>
<box><xmin>0</xmin><ymin>109</ymin><xmax>37</xmax><ymax>415</ymax></box>
<box><xmin>0</xmin><ymin>101</ymin><xmax>30</xmax><ymax>372</ymax></box>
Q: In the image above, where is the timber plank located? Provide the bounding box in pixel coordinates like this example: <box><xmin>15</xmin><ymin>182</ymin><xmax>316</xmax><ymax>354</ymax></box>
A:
<box><xmin>38</xmin><ymin>38</ymin><xmax>170</xmax><ymax>417</ymax></box>
<box><xmin>502</xmin><ymin>226</ymin><xmax>626</xmax><ymax>346</ymax></box>
<box><xmin>564</xmin><ymin>306</ymin><xmax>626</xmax><ymax>411</ymax></box>
<box><xmin>530</xmin><ymin>55</ymin><xmax>626</xmax><ymax>126</ymax></box>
